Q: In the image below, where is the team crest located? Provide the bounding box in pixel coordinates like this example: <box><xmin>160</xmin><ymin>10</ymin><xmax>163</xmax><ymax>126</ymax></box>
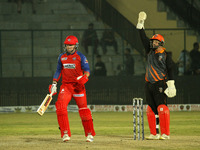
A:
<box><xmin>68</xmin><ymin>39</ymin><xmax>71</xmax><ymax>41</ymax></box>
<box><xmin>73</xmin><ymin>57</ymin><xmax>76</xmax><ymax>60</ymax></box>
<box><xmin>61</xmin><ymin>57</ymin><xmax>67</xmax><ymax>60</ymax></box>
<box><xmin>85</xmin><ymin>59</ymin><xmax>88</xmax><ymax>63</ymax></box>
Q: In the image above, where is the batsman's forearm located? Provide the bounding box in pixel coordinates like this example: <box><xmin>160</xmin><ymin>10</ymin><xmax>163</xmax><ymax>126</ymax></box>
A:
<box><xmin>84</xmin><ymin>71</ymin><xmax>90</xmax><ymax>77</ymax></box>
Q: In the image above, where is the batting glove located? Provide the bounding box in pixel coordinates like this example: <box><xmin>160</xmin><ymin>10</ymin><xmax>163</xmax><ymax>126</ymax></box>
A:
<box><xmin>164</xmin><ymin>80</ymin><xmax>176</xmax><ymax>98</ymax></box>
<box><xmin>136</xmin><ymin>11</ymin><xmax>147</xmax><ymax>29</ymax></box>
<box><xmin>49</xmin><ymin>83</ymin><xmax>57</xmax><ymax>96</ymax></box>
<box><xmin>77</xmin><ymin>75</ymin><xmax>88</xmax><ymax>85</ymax></box>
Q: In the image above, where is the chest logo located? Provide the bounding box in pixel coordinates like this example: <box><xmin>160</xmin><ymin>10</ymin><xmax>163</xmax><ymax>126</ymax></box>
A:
<box><xmin>73</xmin><ymin>57</ymin><xmax>76</xmax><ymax>60</ymax></box>
<box><xmin>63</xmin><ymin>63</ymin><xmax>75</xmax><ymax>69</ymax></box>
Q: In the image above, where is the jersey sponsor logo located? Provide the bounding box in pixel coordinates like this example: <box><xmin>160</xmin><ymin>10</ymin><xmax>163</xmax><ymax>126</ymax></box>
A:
<box><xmin>63</xmin><ymin>63</ymin><xmax>76</xmax><ymax>69</ymax></box>
<box><xmin>61</xmin><ymin>57</ymin><xmax>68</xmax><ymax>61</ymax></box>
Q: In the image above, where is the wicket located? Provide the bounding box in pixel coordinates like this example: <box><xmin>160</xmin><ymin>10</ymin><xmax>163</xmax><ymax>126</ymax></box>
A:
<box><xmin>133</xmin><ymin>98</ymin><xmax>144</xmax><ymax>140</ymax></box>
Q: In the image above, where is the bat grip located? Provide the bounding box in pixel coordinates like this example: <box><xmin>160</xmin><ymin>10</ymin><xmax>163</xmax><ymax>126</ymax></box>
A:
<box><xmin>50</xmin><ymin>92</ymin><xmax>54</xmax><ymax>97</ymax></box>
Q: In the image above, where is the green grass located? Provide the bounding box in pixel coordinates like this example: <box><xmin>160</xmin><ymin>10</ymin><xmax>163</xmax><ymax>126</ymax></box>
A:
<box><xmin>0</xmin><ymin>111</ymin><xmax>200</xmax><ymax>150</ymax></box>
<box><xmin>0</xmin><ymin>111</ymin><xmax>200</xmax><ymax>136</ymax></box>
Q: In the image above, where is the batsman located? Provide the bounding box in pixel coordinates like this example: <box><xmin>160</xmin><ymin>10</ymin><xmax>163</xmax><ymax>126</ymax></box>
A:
<box><xmin>49</xmin><ymin>35</ymin><xmax>95</xmax><ymax>142</ymax></box>
<box><xmin>136</xmin><ymin>11</ymin><xmax>176</xmax><ymax>140</ymax></box>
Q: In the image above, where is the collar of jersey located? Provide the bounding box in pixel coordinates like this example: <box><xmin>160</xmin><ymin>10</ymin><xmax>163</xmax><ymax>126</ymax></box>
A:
<box><xmin>155</xmin><ymin>48</ymin><xmax>165</xmax><ymax>54</ymax></box>
<box><xmin>67</xmin><ymin>50</ymin><xmax>77</xmax><ymax>56</ymax></box>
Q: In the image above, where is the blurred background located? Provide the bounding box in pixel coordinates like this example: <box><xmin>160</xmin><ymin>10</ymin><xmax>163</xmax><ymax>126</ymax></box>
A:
<box><xmin>0</xmin><ymin>0</ymin><xmax>200</xmax><ymax>107</ymax></box>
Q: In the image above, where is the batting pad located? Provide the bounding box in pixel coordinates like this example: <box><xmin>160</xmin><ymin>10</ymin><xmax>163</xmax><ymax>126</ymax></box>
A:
<box><xmin>79</xmin><ymin>108</ymin><xmax>96</xmax><ymax>136</ymax></box>
<box><xmin>56</xmin><ymin>101</ymin><xmax>71</xmax><ymax>137</ymax></box>
<box><xmin>158</xmin><ymin>105</ymin><xmax>170</xmax><ymax>135</ymax></box>
<box><xmin>146</xmin><ymin>105</ymin><xmax>157</xmax><ymax>135</ymax></box>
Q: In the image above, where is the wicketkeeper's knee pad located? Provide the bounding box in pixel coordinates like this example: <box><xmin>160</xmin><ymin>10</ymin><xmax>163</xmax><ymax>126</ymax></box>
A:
<box><xmin>79</xmin><ymin>108</ymin><xmax>95</xmax><ymax>137</ymax></box>
<box><xmin>55</xmin><ymin>100</ymin><xmax>71</xmax><ymax>137</ymax></box>
<box><xmin>157</xmin><ymin>104</ymin><xmax>170</xmax><ymax>135</ymax></box>
<box><xmin>146</xmin><ymin>105</ymin><xmax>157</xmax><ymax>135</ymax></box>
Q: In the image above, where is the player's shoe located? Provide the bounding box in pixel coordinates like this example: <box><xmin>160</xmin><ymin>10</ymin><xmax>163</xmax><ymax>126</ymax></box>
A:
<box><xmin>63</xmin><ymin>134</ymin><xmax>70</xmax><ymax>142</ymax></box>
<box><xmin>146</xmin><ymin>134</ymin><xmax>160</xmax><ymax>140</ymax></box>
<box><xmin>86</xmin><ymin>135</ymin><xmax>94</xmax><ymax>142</ymax></box>
<box><xmin>160</xmin><ymin>134</ymin><xmax>170</xmax><ymax>140</ymax></box>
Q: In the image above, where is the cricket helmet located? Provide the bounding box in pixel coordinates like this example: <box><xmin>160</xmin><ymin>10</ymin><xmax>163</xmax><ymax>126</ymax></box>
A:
<box><xmin>64</xmin><ymin>35</ymin><xmax>79</xmax><ymax>48</ymax></box>
<box><xmin>150</xmin><ymin>34</ymin><xmax>165</xmax><ymax>46</ymax></box>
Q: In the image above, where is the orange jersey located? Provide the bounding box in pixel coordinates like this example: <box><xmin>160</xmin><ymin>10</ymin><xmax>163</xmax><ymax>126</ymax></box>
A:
<box><xmin>139</xmin><ymin>29</ymin><xmax>175</xmax><ymax>83</ymax></box>
<box><xmin>145</xmin><ymin>49</ymin><xmax>167</xmax><ymax>83</ymax></box>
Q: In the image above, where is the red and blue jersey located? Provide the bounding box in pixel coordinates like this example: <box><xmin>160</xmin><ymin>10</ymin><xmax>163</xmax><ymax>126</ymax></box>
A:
<box><xmin>53</xmin><ymin>51</ymin><xmax>90</xmax><ymax>83</ymax></box>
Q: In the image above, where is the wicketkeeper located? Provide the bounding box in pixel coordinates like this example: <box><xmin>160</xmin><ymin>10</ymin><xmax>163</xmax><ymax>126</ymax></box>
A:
<box><xmin>136</xmin><ymin>11</ymin><xmax>176</xmax><ymax>140</ymax></box>
<box><xmin>49</xmin><ymin>35</ymin><xmax>95</xmax><ymax>142</ymax></box>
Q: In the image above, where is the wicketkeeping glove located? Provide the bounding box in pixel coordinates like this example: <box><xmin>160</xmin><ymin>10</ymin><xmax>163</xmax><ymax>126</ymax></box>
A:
<box><xmin>76</xmin><ymin>75</ymin><xmax>88</xmax><ymax>85</ymax></box>
<box><xmin>49</xmin><ymin>83</ymin><xmax>57</xmax><ymax>96</ymax></box>
<box><xmin>136</xmin><ymin>11</ymin><xmax>147</xmax><ymax>29</ymax></box>
<box><xmin>164</xmin><ymin>80</ymin><xmax>176</xmax><ymax>98</ymax></box>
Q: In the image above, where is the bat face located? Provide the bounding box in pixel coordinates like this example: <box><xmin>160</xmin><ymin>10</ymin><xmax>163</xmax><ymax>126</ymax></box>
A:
<box><xmin>44</xmin><ymin>96</ymin><xmax>52</xmax><ymax>107</ymax></box>
<box><xmin>37</xmin><ymin>94</ymin><xmax>52</xmax><ymax>116</ymax></box>
<box><xmin>37</xmin><ymin>108</ymin><xmax>44</xmax><ymax>116</ymax></box>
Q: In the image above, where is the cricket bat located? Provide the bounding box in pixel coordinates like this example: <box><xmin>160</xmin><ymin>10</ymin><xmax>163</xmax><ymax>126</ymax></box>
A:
<box><xmin>37</xmin><ymin>92</ymin><xmax>53</xmax><ymax>116</ymax></box>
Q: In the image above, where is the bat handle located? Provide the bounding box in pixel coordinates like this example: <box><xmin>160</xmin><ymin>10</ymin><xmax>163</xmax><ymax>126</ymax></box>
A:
<box><xmin>50</xmin><ymin>92</ymin><xmax>54</xmax><ymax>97</ymax></box>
